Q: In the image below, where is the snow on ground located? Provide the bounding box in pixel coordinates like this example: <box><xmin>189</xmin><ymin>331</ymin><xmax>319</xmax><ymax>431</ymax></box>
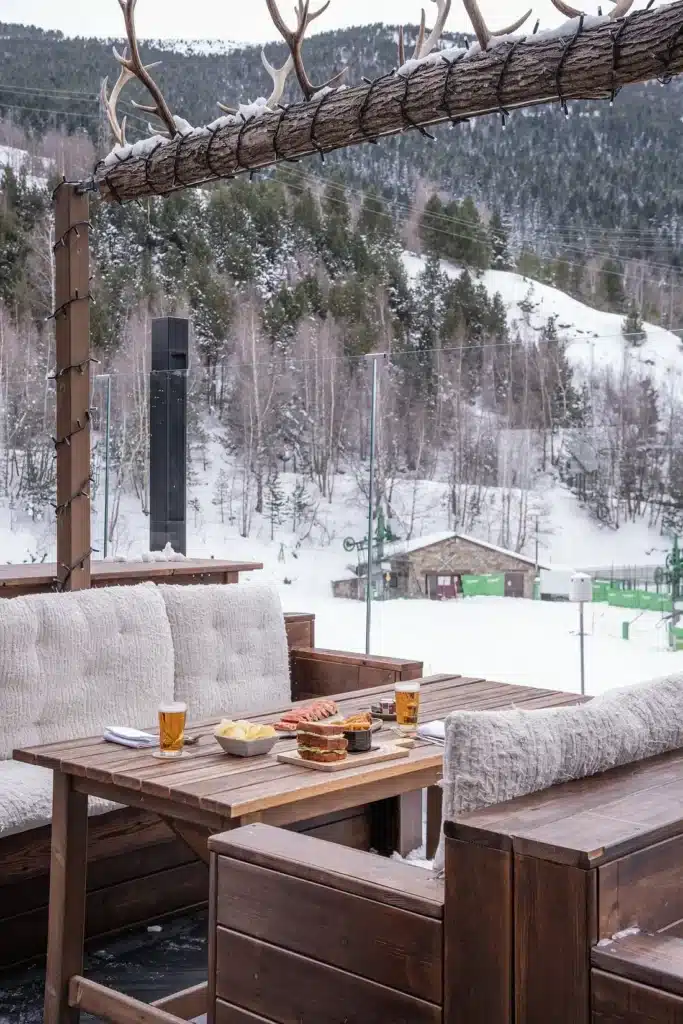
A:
<box><xmin>0</xmin><ymin>422</ymin><xmax>675</xmax><ymax>696</ymax></box>
<box><xmin>402</xmin><ymin>252</ymin><xmax>683</xmax><ymax>386</ymax></box>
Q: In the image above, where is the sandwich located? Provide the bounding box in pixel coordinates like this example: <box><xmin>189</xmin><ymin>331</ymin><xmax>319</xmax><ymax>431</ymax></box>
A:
<box><xmin>297</xmin><ymin>721</ymin><xmax>348</xmax><ymax>763</ymax></box>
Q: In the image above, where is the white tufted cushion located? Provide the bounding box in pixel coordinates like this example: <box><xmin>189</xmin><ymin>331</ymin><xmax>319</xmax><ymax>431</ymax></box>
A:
<box><xmin>434</xmin><ymin>672</ymin><xmax>683</xmax><ymax>874</ymax></box>
<box><xmin>0</xmin><ymin>583</ymin><xmax>175</xmax><ymax>760</ymax></box>
<box><xmin>0</xmin><ymin>760</ymin><xmax>119</xmax><ymax>838</ymax></box>
<box><xmin>159</xmin><ymin>583</ymin><xmax>291</xmax><ymax>720</ymax></box>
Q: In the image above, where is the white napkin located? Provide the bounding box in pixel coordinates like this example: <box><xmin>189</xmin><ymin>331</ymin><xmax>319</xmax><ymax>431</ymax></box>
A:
<box><xmin>104</xmin><ymin>726</ymin><xmax>156</xmax><ymax>749</ymax></box>
<box><xmin>417</xmin><ymin>720</ymin><xmax>445</xmax><ymax>745</ymax></box>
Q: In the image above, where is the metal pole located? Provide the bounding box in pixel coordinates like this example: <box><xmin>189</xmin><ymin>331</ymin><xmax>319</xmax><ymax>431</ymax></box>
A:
<box><xmin>579</xmin><ymin>601</ymin><xmax>586</xmax><ymax>696</ymax></box>
<box><xmin>365</xmin><ymin>355</ymin><xmax>379</xmax><ymax>655</ymax></box>
<box><xmin>534</xmin><ymin>516</ymin><xmax>539</xmax><ymax>574</ymax></box>
<box><xmin>103</xmin><ymin>374</ymin><xmax>111</xmax><ymax>559</ymax></box>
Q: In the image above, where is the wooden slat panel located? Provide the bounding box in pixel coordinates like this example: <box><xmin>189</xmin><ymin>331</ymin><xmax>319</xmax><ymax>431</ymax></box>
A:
<box><xmin>0</xmin><ymin>832</ymin><xmax>194</xmax><ymax>924</ymax></box>
<box><xmin>216</xmin><ymin>858</ymin><xmax>441</xmax><ymax>1001</ymax></box>
<box><xmin>592</xmin><ymin>934</ymin><xmax>683</xmax><ymax>998</ymax></box>
<box><xmin>598</xmin><ymin>833</ymin><xmax>683</xmax><ymax>938</ymax></box>
<box><xmin>284</xmin><ymin>613</ymin><xmax>315</xmax><ymax>651</ymax></box>
<box><xmin>444</xmin><ymin>836</ymin><xmax>511</xmax><ymax>1024</ymax></box>
<box><xmin>209</xmin><ymin>825</ymin><xmax>444</xmax><ymax>918</ymax></box>
<box><xmin>215</xmin><ymin>927</ymin><xmax>442</xmax><ymax>1024</ymax></box>
<box><xmin>215</xmin><ymin>1000</ymin><xmax>275</xmax><ymax>1023</ymax></box>
<box><xmin>296</xmin><ymin>808</ymin><xmax>372</xmax><ymax>850</ymax></box>
<box><xmin>592</xmin><ymin>968</ymin><xmax>683</xmax><ymax>1023</ymax></box>
<box><xmin>0</xmin><ymin>806</ymin><xmax>173</xmax><ymax>887</ymax></box>
<box><xmin>514</xmin><ymin>854</ymin><xmax>595</xmax><ymax>1024</ymax></box>
<box><xmin>0</xmin><ymin>860</ymin><xmax>208</xmax><ymax>969</ymax></box>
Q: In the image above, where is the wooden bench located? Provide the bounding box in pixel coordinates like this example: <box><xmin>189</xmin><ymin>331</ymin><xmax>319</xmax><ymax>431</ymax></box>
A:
<box><xmin>0</xmin><ymin>611</ymin><xmax>421</xmax><ymax>970</ymax></box>
<box><xmin>208</xmin><ymin>746</ymin><xmax>683</xmax><ymax>1024</ymax></box>
<box><xmin>207</xmin><ymin>826</ymin><xmax>445</xmax><ymax>1024</ymax></box>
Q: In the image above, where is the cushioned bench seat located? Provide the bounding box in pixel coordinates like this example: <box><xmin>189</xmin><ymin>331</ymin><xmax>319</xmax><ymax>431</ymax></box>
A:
<box><xmin>0</xmin><ymin>760</ymin><xmax>118</xmax><ymax>838</ymax></box>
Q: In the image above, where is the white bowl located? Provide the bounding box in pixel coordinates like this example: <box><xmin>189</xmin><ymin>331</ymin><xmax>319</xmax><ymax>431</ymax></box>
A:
<box><xmin>214</xmin><ymin>734</ymin><xmax>278</xmax><ymax>757</ymax></box>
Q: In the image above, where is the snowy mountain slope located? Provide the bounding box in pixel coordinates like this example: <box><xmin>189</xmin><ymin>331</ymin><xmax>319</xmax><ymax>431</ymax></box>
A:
<box><xmin>402</xmin><ymin>252</ymin><xmax>683</xmax><ymax>386</ymax></box>
<box><xmin>0</xmin><ymin>144</ymin><xmax>51</xmax><ymax>188</ymax></box>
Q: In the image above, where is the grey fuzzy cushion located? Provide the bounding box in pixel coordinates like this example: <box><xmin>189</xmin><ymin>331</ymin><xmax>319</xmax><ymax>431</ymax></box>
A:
<box><xmin>434</xmin><ymin>673</ymin><xmax>683</xmax><ymax>874</ymax></box>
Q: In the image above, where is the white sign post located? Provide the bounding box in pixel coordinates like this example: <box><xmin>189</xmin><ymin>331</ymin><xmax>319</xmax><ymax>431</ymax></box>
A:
<box><xmin>570</xmin><ymin>572</ymin><xmax>593</xmax><ymax>696</ymax></box>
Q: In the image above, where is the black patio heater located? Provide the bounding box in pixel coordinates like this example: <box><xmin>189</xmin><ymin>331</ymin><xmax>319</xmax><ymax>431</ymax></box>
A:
<box><xmin>149</xmin><ymin>317</ymin><xmax>188</xmax><ymax>554</ymax></box>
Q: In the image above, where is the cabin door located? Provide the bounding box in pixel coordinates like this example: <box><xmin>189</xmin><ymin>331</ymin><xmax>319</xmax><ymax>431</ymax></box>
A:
<box><xmin>504</xmin><ymin>572</ymin><xmax>525</xmax><ymax>598</ymax></box>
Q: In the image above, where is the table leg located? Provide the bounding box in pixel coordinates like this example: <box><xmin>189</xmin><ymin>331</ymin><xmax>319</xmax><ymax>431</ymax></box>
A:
<box><xmin>370</xmin><ymin>790</ymin><xmax>423</xmax><ymax>857</ymax></box>
<box><xmin>426</xmin><ymin>785</ymin><xmax>443</xmax><ymax>860</ymax></box>
<box><xmin>44</xmin><ymin>771</ymin><xmax>89</xmax><ymax>1024</ymax></box>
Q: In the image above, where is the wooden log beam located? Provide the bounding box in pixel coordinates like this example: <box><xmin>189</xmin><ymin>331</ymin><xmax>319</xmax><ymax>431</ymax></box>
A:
<box><xmin>53</xmin><ymin>183</ymin><xmax>91</xmax><ymax>589</ymax></box>
<box><xmin>95</xmin><ymin>3</ymin><xmax>683</xmax><ymax>204</ymax></box>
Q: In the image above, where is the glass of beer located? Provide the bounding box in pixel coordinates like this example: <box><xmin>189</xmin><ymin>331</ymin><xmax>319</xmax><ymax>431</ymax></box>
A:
<box><xmin>158</xmin><ymin>701</ymin><xmax>187</xmax><ymax>758</ymax></box>
<box><xmin>395</xmin><ymin>680</ymin><xmax>420</xmax><ymax>734</ymax></box>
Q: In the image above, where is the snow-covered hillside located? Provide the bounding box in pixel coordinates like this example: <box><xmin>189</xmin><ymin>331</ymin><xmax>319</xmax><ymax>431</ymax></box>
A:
<box><xmin>403</xmin><ymin>252</ymin><xmax>683</xmax><ymax>386</ymax></box>
<box><xmin>0</xmin><ymin>145</ymin><xmax>51</xmax><ymax>188</ymax></box>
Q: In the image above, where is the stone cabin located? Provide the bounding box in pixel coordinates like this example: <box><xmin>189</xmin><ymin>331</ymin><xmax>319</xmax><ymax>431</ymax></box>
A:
<box><xmin>332</xmin><ymin>532</ymin><xmax>543</xmax><ymax>600</ymax></box>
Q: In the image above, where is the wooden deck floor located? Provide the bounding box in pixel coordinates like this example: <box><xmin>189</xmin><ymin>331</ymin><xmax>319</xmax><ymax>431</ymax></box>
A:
<box><xmin>0</xmin><ymin>909</ymin><xmax>208</xmax><ymax>1023</ymax></box>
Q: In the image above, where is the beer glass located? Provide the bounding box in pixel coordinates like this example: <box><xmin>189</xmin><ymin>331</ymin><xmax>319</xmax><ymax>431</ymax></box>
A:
<box><xmin>395</xmin><ymin>680</ymin><xmax>420</xmax><ymax>734</ymax></box>
<box><xmin>158</xmin><ymin>701</ymin><xmax>187</xmax><ymax>758</ymax></box>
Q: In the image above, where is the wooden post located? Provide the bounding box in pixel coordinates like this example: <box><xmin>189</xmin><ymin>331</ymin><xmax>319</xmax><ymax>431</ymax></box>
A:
<box><xmin>44</xmin><ymin>772</ymin><xmax>89</xmax><ymax>1024</ymax></box>
<box><xmin>53</xmin><ymin>183</ymin><xmax>91</xmax><ymax>590</ymax></box>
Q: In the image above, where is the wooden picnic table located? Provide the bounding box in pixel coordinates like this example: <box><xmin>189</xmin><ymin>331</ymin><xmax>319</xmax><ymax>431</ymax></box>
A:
<box><xmin>14</xmin><ymin>674</ymin><xmax>583</xmax><ymax>1024</ymax></box>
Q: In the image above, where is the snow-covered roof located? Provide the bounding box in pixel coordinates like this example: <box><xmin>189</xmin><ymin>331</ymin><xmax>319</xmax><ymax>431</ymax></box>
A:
<box><xmin>383</xmin><ymin>532</ymin><xmax>457</xmax><ymax>558</ymax></box>
<box><xmin>385</xmin><ymin>531</ymin><xmax>550</xmax><ymax>569</ymax></box>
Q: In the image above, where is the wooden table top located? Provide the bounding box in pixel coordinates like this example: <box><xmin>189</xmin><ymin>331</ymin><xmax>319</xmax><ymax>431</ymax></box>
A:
<box><xmin>0</xmin><ymin>558</ymin><xmax>263</xmax><ymax>587</ymax></box>
<box><xmin>448</xmin><ymin>744</ymin><xmax>683</xmax><ymax>867</ymax></box>
<box><xmin>14</xmin><ymin>676</ymin><xmax>582</xmax><ymax>831</ymax></box>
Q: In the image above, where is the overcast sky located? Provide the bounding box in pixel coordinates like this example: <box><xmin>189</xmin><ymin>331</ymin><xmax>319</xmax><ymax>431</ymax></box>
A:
<box><xmin>1</xmin><ymin>1</ymin><xmax>640</xmax><ymax>43</ymax></box>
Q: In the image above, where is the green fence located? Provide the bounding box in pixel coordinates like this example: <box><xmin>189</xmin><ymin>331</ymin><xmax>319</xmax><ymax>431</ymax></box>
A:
<box><xmin>462</xmin><ymin>573</ymin><xmax>506</xmax><ymax>597</ymax></box>
<box><xmin>607</xmin><ymin>589</ymin><xmax>672</xmax><ymax>612</ymax></box>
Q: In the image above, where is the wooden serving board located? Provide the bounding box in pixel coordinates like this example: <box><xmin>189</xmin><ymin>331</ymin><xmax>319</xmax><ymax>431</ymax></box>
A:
<box><xmin>276</xmin><ymin>742</ymin><xmax>409</xmax><ymax>772</ymax></box>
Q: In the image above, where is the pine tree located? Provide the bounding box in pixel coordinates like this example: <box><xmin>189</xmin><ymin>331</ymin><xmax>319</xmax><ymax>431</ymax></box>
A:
<box><xmin>599</xmin><ymin>258</ymin><xmax>625</xmax><ymax>311</ymax></box>
<box><xmin>265</xmin><ymin>473</ymin><xmax>288</xmax><ymax>540</ymax></box>
<box><xmin>419</xmin><ymin>194</ymin><xmax>446</xmax><ymax>258</ymax></box>
<box><xmin>291</xmin><ymin>478</ymin><xmax>314</xmax><ymax>534</ymax></box>
<box><xmin>622</xmin><ymin>301</ymin><xmax>647</xmax><ymax>346</ymax></box>
<box><xmin>358</xmin><ymin>188</ymin><xmax>394</xmax><ymax>239</ymax></box>
<box><xmin>488</xmin><ymin>209</ymin><xmax>510</xmax><ymax>270</ymax></box>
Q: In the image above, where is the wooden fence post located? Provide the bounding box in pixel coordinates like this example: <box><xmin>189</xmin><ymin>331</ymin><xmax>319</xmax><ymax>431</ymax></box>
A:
<box><xmin>53</xmin><ymin>183</ymin><xmax>91</xmax><ymax>591</ymax></box>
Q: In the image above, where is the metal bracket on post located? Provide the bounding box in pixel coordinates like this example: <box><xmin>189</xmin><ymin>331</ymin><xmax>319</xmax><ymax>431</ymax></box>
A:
<box><xmin>53</xmin><ymin>183</ymin><xmax>91</xmax><ymax>591</ymax></box>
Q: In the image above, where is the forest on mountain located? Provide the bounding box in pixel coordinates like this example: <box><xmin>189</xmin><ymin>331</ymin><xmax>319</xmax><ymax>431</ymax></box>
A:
<box><xmin>1</xmin><ymin>17</ymin><xmax>683</xmax><ymax>306</ymax></box>
<box><xmin>2</xmin><ymin>141</ymin><xmax>683</xmax><ymax>556</ymax></box>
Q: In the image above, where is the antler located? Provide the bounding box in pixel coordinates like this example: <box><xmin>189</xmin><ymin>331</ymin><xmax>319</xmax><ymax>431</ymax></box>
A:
<box><xmin>419</xmin><ymin>0</ymin><xmax>452</xmax><ymax>58</ymax></box>
<box><xmin>260</xmin><ymin>51</ymin><xmax>295</xmax><ymax>107</ymax></box>
<box><xmin>550</xmin><ymin>0</ymin><xmax>635</xmax><ymax>17</ymax></box>
<box><xmin>114</xmin><ymin>0</ymin><xmax>177</xmax><ymax>138</ymax></box>
<box><xmin>100</xmin><ymin>63</ymin><xmax>134</xmax><ymax>147</ymax></box>
<box><xmin>217</xmin><ymin>51</ymin><xmax>294</xmax><ymax>114</ymax></box>
<box><xmin>462</xmin><ymin>0</ymin><xmax>532</xmax><ymax>50</ymax></box>
<box><xmin>265</xmin><ymin>0</ymin><xmax>348</xmax><ymax>101</ymax></box>
<box><xmin>608</xmin><ymin>0</ymin><xmax>635</xmax><ymax>17</ymax></box>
